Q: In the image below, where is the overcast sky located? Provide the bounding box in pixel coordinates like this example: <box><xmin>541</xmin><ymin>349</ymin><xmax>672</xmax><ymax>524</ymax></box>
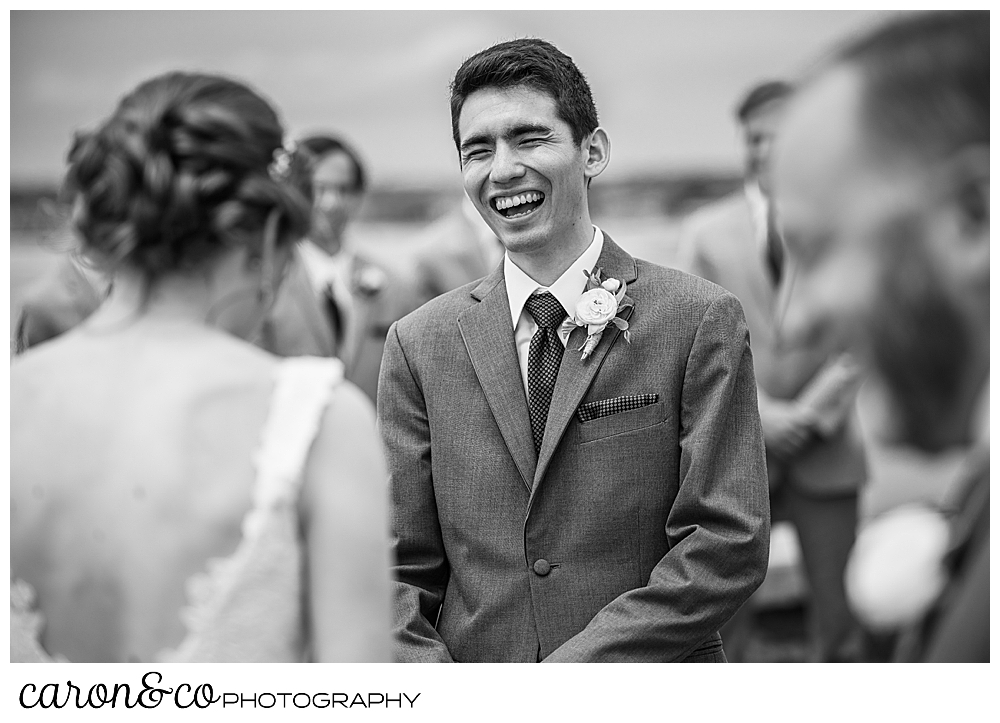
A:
<box><xmin>11</xmin><ymin>10</ymin><xmax>893</xmax><ymax>189</ymax></box>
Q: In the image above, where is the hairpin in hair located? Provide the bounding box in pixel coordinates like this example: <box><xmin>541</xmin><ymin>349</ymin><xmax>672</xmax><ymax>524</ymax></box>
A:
<box><xmin>268</xmin><ymin>139</ymin><xmax>297</xmax><ymax>181</ymax></box>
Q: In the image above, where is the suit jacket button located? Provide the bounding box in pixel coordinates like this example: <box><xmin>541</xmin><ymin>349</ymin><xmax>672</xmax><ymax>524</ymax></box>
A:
<box><xmin>532</xmin><ymin>559</ymin><xmax>551</xmax><ymax>576</ymax></box>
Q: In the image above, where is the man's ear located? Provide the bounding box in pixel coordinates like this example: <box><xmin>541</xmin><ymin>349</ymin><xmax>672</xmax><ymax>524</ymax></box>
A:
<box><xmin>942</xmin><ymin>144</ymin><xmax>989</xmax><ymax>279</ymax></box>
<box><xmin>583</xmin><ymin>127</ymin><xmax>610</xmax><ymax>180</ymax></box>
<box><xmin>951</xmin><ymin>144</ymin><xmax>989</xmax><ymax>235</ymax></box>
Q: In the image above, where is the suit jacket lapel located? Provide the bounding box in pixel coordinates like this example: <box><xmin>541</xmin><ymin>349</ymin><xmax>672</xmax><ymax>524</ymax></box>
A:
<box><xmin>458</xmin><ymin>268</ymin><xmax>537</xmax><ymax>491</ymax></box>
<box><xmin>262</xmin><ymin>248</ymin><xmax>337</xmax><ymax>357</ymax></box>
<box><xmin>532</xmin><ymin>235</ymin><xmax>639</xmax><ymax>490</ymax></box>
<box><xmin>305</xmin><ymin>288</ymin><xmax>339</xmax><ymax>356</ymax></box>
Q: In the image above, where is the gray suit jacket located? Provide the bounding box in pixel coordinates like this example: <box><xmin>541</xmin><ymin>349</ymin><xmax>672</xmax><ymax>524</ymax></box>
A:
<box><xmin>676</xmin><ymin>193</ymin><xmax>867</xmax><ymax>496</ymax></box>
<box><xmin>260</xmin><ymin>242</ymin><xmax>416</xmax><ymax>402</ymax></box>
<box><xmin>14</xmin><ymin>254</ymin><xmax>107</xmax><ymax>353</ymax></box>
<box><xmin>378</xmin><ymin>234</ymin><xmax>770</xmax><ymax>662</ymax></box>
<box><xmin>410</xmin><ymin>205</ymin><xmax>498</xmax><ymax>307</ymax></box>
<box><xmin>258</xmin><ymin>244</ymin><xmax>338</xmax><ymax>359</ymax></box>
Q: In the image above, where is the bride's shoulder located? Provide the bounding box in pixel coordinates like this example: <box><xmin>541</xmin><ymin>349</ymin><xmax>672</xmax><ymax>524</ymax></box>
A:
<box><xmin>322</xmin><ymin>378</ymin><xmax>373</xmax><ymax>428</ymax></box>
<box><xmin>301</xmin><ymin>377</ymin><xmax>378</xmax><ymax>485</ymax></box>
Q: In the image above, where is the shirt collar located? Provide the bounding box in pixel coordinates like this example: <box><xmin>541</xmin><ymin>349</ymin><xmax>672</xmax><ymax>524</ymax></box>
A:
<box><xmin>503</xmin><ymin>226</ymin><xmax>604</xmax><ymax>329</ymax></box>
<box><xmin>299</xmin><ymin>239</ymin><xmax>348</xmax><ymax>290</ymax></box>
<box><xmin>744</xmin><ymin>180</ymin><xmax>769</xmax><ymax>251</ymax></box>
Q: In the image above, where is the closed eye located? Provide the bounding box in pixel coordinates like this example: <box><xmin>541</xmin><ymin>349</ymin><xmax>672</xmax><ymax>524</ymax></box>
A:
<box><xmin>461</xmin><ymin>148</ymin><xmax>491</xmax><ymax>164</ymax></box>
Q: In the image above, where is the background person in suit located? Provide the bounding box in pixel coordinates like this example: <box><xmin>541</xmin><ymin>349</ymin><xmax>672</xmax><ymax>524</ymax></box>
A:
<box><xmin>407</xmin><ymin>194</ymin><xmax>504</xmax><ymax>308</ymax></box>
<box><xmin>13</xmin><ymin>250</ymin><xmax>108</xmax><ymax>354</ymax></box>
<box><xmin>263</xmin><ymin>134</ymin><xmax>410</xmax><ymax>401</ymax></box>
<box><xmin>773</xmin><ymin>10</ymin><xmax>988</xmax><ymax>662</ymax></box>
<box><xmin>675</xmin><ymin>80</ymin><xmax>866</xmax><ymax>662</ymax></box>
<box><xmin>379</xmin><ymin>37</ymin><xmax>770</xmax><ymax>663</ymax></box>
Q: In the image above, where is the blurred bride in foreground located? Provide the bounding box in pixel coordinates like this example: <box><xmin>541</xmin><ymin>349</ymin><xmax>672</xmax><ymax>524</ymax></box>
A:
<box><xmin>11</xmin><ymin>71</ymin><xmax>393</xmax><ymax>662</ymax></box>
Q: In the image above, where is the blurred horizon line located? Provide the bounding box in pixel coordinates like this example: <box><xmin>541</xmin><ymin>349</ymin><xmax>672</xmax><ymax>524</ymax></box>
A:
<box><xmin>11</xmin><ymin>169</ymin><xmax>744</xmax><ymax>229</ymax></box>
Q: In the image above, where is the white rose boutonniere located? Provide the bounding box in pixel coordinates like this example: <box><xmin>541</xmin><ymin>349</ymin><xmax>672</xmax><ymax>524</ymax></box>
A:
<box><xmin>560</xmin><ymin>267</ymin><xmax>634</xmax><ymax>360</ymax></box>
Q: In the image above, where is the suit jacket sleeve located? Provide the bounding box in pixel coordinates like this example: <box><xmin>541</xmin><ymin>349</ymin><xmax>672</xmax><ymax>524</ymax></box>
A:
<box><xmin>377</xmin><ymin>323</ymin><xmax>454</xmax><ymax>662</ymax></box>
<box><xmin>673</xmin><ymin>219</ymin><xmax>709</xmax><ymax>279</ymax></box>
<box><xmin>15</xmin><ymin>256</ymin><xmax>104</xmax><ymax>352</ymax></box>
<box><xmin>544</xmin><ymin>292</ymin><xmax>771</xmax><ymax>662</ymax></box>
<box><xmin>795</xmin><ymin>353</ymin><xmax>864</xmax><ymax>438</ymax></box>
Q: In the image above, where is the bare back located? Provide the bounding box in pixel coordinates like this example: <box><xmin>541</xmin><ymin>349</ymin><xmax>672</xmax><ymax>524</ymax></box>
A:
<box><xmin>11</xmin><ymin>318</ymin><xmax>278</xmax><ymax>662</ymax></box>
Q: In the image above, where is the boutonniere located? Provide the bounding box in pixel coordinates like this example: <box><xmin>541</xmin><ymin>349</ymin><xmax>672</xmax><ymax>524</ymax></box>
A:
<box><xmin>559</xmin><ymin>267</ymin><xmax>634</xmax><ymax>360</ymax></box>
<box><xmin>351</xmin><ymin>263</ymin><xmax>387</xmax><ymax>298</ymax></box>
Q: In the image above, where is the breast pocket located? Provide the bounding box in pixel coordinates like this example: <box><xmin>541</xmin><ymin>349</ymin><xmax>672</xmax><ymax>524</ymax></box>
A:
<box><xmin>577</xmin><ymin>399</ymin><xmax>670</xmax><ymax>444</ymax></box>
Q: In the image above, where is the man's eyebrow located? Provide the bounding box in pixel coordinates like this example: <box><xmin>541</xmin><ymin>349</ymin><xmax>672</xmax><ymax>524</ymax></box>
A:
<box><xmin>504</xmin><ymin>123</ymin><xmax>552</xmax><ymax>139</ymax></box>
<box><xmin>459</xmin><ymin>123</ymin><xmax>554</xmax><ymax>152</ymax></box>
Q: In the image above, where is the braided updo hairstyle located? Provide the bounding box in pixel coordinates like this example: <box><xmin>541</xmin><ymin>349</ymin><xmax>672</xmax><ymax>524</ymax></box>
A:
<box><xmin>66</xmin><ymin>71</ymin><xmax>310</xmax><ymax>280</ymax></box>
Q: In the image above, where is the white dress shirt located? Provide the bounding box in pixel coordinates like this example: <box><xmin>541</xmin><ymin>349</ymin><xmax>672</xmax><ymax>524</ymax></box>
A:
<box><xmin>744</xmin><ymin>180</ymin><xmax>770</xmax><ymax>257</ymax></box>
<box><xmin>298</xmin><ymin>239</ymin><xmax>351</xmax><ymax>298</ymax></box>
<box><xmin>503</xmin><ymin>227</ymin><xmax>604</xmax><ymax>396</ymax></box>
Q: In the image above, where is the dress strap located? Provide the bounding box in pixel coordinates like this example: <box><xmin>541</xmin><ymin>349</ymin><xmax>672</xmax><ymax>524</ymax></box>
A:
<box><xmin>160</xmin><ymin>357</ymin><xmax>344</xmax><ymax>663</ymax></box>
<box><xmin>248</xmin><ymin>357</ymin><xmax>344</xmax><ymax>529</ymax></box>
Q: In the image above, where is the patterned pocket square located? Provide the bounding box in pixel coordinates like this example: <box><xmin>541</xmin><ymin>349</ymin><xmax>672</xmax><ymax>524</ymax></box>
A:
<box><xmin>576</xmin><ymin>393</ymin><xmax>659</xmax><ymax>423</ymax></box>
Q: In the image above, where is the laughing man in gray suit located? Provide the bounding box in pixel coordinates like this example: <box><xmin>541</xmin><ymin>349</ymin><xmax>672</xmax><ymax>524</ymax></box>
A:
<box><xmin>377</xmin><ymin>38</ymin><xmax>770</xmax><ymax>662</ymax></box>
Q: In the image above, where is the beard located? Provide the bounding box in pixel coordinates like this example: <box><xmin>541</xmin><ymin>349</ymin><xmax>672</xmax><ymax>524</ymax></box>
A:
<box><xmin>862</xmin><ymin>214</ymin><xmax>984</xmax><ymax>452</ymax></box>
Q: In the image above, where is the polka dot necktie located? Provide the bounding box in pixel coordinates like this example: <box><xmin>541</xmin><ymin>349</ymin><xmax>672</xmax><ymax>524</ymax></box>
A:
<box><xmin>524</xmin><ymin>292</ymin><xmax>568</xmax><ymax>454</ymax></box>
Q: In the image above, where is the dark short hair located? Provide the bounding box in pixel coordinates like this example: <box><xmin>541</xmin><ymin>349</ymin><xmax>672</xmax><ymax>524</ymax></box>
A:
<box><xmin>288</xmin><ymin>134</ymin><xmax>367</xmax><ymax>201</ymax></box>
<box><xmin>735</xmin><ymin>80</ymin><xmax>793</xmax><ymax>123</ymax></box>
<box><xmin>834</xmin><ymin>10</ymin><xmax>988</xmax><ymax>162</ymax></box>
<box><xmin>449</xmin><ymin>38</ymin><xmax>599</xmax><ymax>152</ymax></box>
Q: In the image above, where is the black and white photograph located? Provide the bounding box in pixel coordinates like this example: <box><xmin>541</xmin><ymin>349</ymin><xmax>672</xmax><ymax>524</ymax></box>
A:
<box><xmin>9</xmin><ymin>6</ymin><xmax>990</xmax><ymax>717</ymax></box>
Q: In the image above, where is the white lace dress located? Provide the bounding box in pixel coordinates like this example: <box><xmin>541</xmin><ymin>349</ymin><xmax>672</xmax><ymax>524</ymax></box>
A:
<box><xmin>11</xmin><ymin>357</ymin><xmax>343</xmax><ymax>663</ymax></box>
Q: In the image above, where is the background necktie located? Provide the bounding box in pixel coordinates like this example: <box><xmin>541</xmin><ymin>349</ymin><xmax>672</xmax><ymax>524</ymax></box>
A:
<box><xmin>323</xmin><ymin>283</ymin><xmax>344</xmax><ymax>349</ymax></box>
<box><xmin>765</xmin><ymin>202</ymin><xmax>785</xmax><ymax>286</ymax></box>
<box><xmin>524</xmin><ymin>292</ymin><xmax>567</xmax><ymax>453</ymax></box>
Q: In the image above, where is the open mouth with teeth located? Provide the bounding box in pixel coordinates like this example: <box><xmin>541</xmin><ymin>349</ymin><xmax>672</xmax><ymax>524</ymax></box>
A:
<box><xmin>492</xmin><ymin>191</ymin><xmax>545</xmax><ymax>219</ymax></box>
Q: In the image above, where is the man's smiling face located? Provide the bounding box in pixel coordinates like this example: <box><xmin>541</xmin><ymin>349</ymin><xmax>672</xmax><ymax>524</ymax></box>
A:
<box><xmin>457</xmin><ymin>84</ymin><xmax>597</xmax><ymax>260</ymax></box>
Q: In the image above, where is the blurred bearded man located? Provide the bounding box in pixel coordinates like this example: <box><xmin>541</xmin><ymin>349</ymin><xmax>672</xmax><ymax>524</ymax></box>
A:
<box><xmin>773</xmin><ymin>10</ymin><xmax>988</xmax><ymax>662</ymax></box>
<box><xmin>677</xmin><ymin>79</ymin><xmax>867</xmax><ymax>662</ymax></box>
